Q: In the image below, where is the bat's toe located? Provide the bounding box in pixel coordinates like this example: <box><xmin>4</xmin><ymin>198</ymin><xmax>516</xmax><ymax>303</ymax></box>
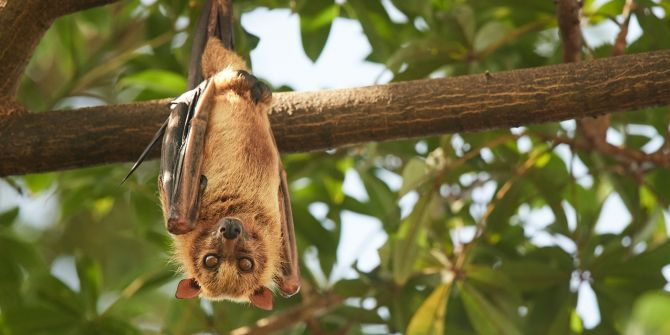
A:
<box><xmin>233</xmin><ymin>70</ymin><xmax>272</xmax><ymax>104</ymax></box>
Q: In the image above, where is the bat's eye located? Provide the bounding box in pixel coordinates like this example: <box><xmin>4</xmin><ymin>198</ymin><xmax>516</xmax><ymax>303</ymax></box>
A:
<box><xmin>238</xmin><ymin>257</ymin><xmax>254</xmax><ymax>272</ymax></box>
<box><xmin>204</xmin><ymin>254</ymin><xmax>219</xmax><ymax>269</ymax></box>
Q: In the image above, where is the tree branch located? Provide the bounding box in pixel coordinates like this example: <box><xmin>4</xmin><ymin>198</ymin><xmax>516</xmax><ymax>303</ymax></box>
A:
<box><xmin>556</xmin><ymin>0</ymin><xmax>582</xmax><ymax>63</ymax></box>
<box><xmin>1</xmin><ymin>50</ymin><xmax>670</xmax><ymax>176</ymax></box>
<box><xmin>532</xmin><ymin>132</ymin><xmax>670</xmax><ymax>168</ymax></box>
<box><xmin>49</xmin><ymin>0</ymin><xmax>119</xmax><ymax>16</ymax></box>
<box><xmin>229</xmin><ymin>293</ymin><xmax>343</xmax><ymax>335</ymax></box>
<box><xmin>556</xmin><ymin>0</ymin><xmax>611</xmax><ymax>151</ymax></box>
<box><xmin>0</xmin><ymin>0</ymin><xmax>118</xmax><ymax>98</ymax></box>
<box><xmin>612</xmin><ymin>0</ymin><xmax>635</xmax><ymax>57</ymax></box>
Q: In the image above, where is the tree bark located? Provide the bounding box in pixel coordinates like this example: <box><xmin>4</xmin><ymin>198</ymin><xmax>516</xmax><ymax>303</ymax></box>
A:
<box><xmin>0</xmin><ymin>0</ymin><xmax>118</xmax><ymax>98</ymax></box>
<box><xmin>1</xmin><ymin>50</ymin><xmax>670</xmax><ymax>176</ymax></box>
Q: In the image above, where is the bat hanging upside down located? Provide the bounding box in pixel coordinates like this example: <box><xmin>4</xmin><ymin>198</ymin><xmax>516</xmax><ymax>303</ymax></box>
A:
<box><xmin>126</xmin><ymin>1</ymin><xmax>299</xmax><ymax>310</ymax></box>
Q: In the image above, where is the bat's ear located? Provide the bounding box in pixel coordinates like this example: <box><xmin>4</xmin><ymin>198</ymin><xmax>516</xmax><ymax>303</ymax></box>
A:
<box><xmin>249</xmin><ymin>287</ymin><xmax>273</xmax><ymax>310</ymax></box>
<box><xmin>175</xmin><ymin>278</ymin><xmax>201</xmax><ymax>299</ymax></box>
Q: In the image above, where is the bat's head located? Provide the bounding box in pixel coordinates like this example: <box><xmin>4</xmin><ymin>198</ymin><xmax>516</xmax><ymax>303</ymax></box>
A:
<box><xmin>171</xmin><ymin>211</ymin><xmax>289</xmax><ymax>310</ymax></box>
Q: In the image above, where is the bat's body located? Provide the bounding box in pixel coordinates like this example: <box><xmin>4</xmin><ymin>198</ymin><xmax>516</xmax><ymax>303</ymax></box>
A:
<box><xmin>162</xmin><ymin>39</ymin><xmax>297</xmax><ymax>309</ymax></box>
<box><xmin>127</xmin><ymin>0</ymin><xmax>299</xmax><ymax>310</ymax></box>
<box><xmin>159</xmin><ymin>38</ymin><xmax>299</xmax><ymax>310</ymax></box>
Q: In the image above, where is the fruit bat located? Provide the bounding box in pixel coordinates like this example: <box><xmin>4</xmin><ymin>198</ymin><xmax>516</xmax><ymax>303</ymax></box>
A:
<box><xmin>125</xmin><ymin>0</ymin><xmax>300</xmax><ymax>310</ymax></box>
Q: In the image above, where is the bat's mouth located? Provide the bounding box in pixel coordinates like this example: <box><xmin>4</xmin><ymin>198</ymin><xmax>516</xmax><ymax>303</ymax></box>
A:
<box><xmin>217</xmin><ymin>217</ymin><xmax>244</xmax><ymax>257</ymax></box>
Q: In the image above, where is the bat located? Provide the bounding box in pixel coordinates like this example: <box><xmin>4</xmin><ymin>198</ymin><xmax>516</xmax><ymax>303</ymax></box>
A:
<box><xmin>125</xmin><ymin>0</ymin><xmax>300</xmax><ymax>310</ymax></box>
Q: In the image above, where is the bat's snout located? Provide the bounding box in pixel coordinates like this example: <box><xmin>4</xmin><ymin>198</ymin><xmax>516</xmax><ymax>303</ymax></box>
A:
<box><xmin>218</xmin><ymin>218</ymin><xmax>243</xmax><ymax>240</ymax></box>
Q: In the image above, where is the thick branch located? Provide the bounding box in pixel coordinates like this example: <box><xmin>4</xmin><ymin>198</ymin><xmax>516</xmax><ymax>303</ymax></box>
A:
<box><xmin>49</xmin><ymin>0</ymin><xmax>119</xmax><ymax>16</ymax></box>
<box><xmin>1</xmin><ymin>50</ymin><xmax>670</xmax><ymax>176</ymax></box>
<box><xmin>0</xmin><ymin>0</ymin><xmax>118</xmax><ymax>98</ymax></box>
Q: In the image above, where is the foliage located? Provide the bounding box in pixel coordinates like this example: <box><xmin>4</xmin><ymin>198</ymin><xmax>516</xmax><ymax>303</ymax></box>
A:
<box><xmin>2</xmin><ymin>0</ymin><xmax>670</xmax><ymax>334</ymax></box>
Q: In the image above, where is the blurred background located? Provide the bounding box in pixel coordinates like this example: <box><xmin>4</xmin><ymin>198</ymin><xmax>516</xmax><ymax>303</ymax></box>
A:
<box><xmin>2</xmin><ymin>0</ymin><xmax>670</xmax><ymax>334</ymax></box>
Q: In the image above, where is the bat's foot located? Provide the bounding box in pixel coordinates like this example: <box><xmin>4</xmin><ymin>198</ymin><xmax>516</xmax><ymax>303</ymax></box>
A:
<box><xmin>213</xmin><ymin>70</ymin><xmax>272</xmax><ymax>105</ymax></box>
<box><xmin>235</xmin><ymin>70</ymin><xmax>272</xmax><ymax>105</ymax></box>
<box><xmin>176</xmin><ymin>70</ymin><xmax>272</xmax><ymax>107</ymax></box>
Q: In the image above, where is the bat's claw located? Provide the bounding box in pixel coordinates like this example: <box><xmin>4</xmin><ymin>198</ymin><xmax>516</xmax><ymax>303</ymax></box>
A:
<box><xmin>234</xmin><ymin>70</ymin><xmax>272</xmax><ymax>104</ymax></box>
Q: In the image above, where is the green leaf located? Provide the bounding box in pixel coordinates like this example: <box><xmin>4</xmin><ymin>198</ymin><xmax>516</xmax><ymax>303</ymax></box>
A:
<box><xmin>76</xmin><ymin>255</ymin><xmax>102</xmax><ymax>315</ymax></box>
<box><xmin>392</xmin><ymin>191</ymin><xmax>437</xmax><ymax>285</ymax></box>
<box><xmin>22</xmin><ymin>173</ymin><xmax>55</xmax><ymax>193</ymax></box>
<box><xmin>333</xmin><ymin>279</ymin><xmax>370</xmax><ymax>297</ymax></box>
<box><xmin>0</xmin><ymin>208</ymin><xmax>19</xmax><ymax>228</ymax></box>
<box><xmin>627</xmin><ymin>292</ymin><xmax>670</xmax><ymax>335</ymax></box>
<box><xmin>389</xmin><ymin>0</ymin><xmax>432</xmax><ymax>19</ymax></box>
<box><xmin>36</xmin><ymin>275</ymin><xmax>85</xmax><ymax>319</ymax></box>
<box><xmin>358</xmin><ymin>168</ymin><xmax>401</xmax><ymax>230</ymax></box>
<box><xmin>474</xmin><ymin>22</ymin><xmax>510</xmax><ymax>53</ymax></box>
<box><xmin>500</xmin><ymin>260</ymin><xmax>568</xmax><ymax>292</ymax></box>
<box><xmin>3</xmin><ymin>305</ymin><xmax>80</xmax><ymax>335</ymax></box>
<box><xmin>333</xmin><ymin>305</ymin><xmax>386</xmax><ymax>324</ymax></box>
<box><xmin>399</xmin><ymin>158</ymin><xmax>430</xmax><ymax>196</ymax></box>
<box><xmin>120</xmin><ymin>69</ymin><xmax>186</xmax><ymax>98</ymax></box>
<box><xmin>131</xmin><ymin>269</ymin><xmax>176</xmax><ymax>296</ymax></box>
<box><xmin>406</xmin><ymin>283</ymin><xmax>451</xmax><ymax>335</ymax></box>
<box><xmin>299</xmin><ymin>1</ymin><xmax>339</xmax><ymax>62</ymax></box>
<box><xmin>344</xmin><ymin>0</ymin><xmax>398</xmax><ymax>62</ymax></box>
<box><xmin>452</xmin><ymin>5</ymin><xmax>475</xmax><ymax>44</ymax></box>
<box><xmin>79</xmin><ymin>316</ymin><xmax>140</xmax><ymax>335</ymax></box>
<box><xmin>460</xmin><ymin>282</ymin><xmax>523</xmax><ymax>335</ymax></box>
<box><xmin>593</xmin><ymin>0</ymin><xmax>625</xmax><ymax>17</ymax></box>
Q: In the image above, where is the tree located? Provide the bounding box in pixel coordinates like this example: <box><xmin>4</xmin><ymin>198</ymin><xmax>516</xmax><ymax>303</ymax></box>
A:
<box><xmin>1</xmin><ymin>0</ymin><xmax>670</xmax><ymax>334</ymax></box>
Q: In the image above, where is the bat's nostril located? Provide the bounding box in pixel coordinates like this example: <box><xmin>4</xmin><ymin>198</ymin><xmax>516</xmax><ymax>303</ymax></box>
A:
<box><xmin>219</xmin><ymin>218</ymin><xmax>243</xmax><ymax>240</ymax></box>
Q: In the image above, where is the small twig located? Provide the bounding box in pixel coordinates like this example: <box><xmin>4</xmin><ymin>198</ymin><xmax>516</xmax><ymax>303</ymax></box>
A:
<box><xmin>1</xmin><ymin>177</ymin><xmax>23</xmax><ymax>196</ymax></box>
<box><xmin>474</xmin><ymin>20</ymin><xmax>548</xmax><ymax>59</ymax></box>
<box><xmin>556</xmin><ymin>0</ymin><xmax>582</xmax><ymax>63</ymax></box>
<box><xmin>477</xmin><ymin>145</ymin><xmax>555</xmax><ymax>231</ymax></box>
<box><xmin>435</xmin><ymin>133</ymin><xmax>518</xmax><ymax>184</ymax></box>
<box><xmin>454</xmin><ymin>144</ymin><xmax>555</xmax><ymax>272</ymax></box>
<box><xmin>229</xmin><ymin>293</ymin><xmax>344</xmax><ymax>335</ymax></box>
<box><xmin>531</xmin><ymin>131</ymin><xmax>670</xmax><ymax>168</ymax></box>
<box><xmin>612</xmin><ymin>0</ymin><xmax>635</xmax><ymax>57</ymax></box>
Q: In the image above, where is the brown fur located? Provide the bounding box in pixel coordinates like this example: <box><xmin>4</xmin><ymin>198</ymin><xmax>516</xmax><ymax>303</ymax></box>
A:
<box><xmin>164</xmin><ymin>38</ymin><xmax>281</xmax><ymax>302</ymax></box>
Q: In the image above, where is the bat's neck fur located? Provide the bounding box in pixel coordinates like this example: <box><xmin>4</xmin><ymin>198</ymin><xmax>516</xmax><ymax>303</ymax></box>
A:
<box><xmin>202</xmin><ymin>38</ymin><xmax>247</xmax><ymax>80</ymax></box>
<box><xmin>170</xmin><ymin>38</ymin><xmax>282</xmax><ymax>300</ymax></box>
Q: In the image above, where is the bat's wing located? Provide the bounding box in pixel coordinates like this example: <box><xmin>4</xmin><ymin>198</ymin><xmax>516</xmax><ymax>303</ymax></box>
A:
<box><xmin>161</xmin><ymin>80</ymin><xmax>216</xmax><ymax>235</ymax></box>
<box><xmin>276</xmin><ymin>161</ymin><xmax>301</xmax><ymax>297</ymax></box>
<box><xmin>124</xmin><ymin>82</ymin><xmax>212</xmax><ymax>235</ymax></box>
<box><xmin>163</xmin><ymin>0</ymin><xmax>231</xmax><ymax>235</ymax></box>
<box><xmin>122</xmin><ymin>0</ymin><xmax>227</xmax><ymax>185</ymax></box>
<box><xmin>121</xmin><ymin>120</ymin><xmax>166</xmax><ymax>185</ymax></box>
<box><xmin>127</xmin><ymin>0</ymin><xmax>231</xmax><ymax>234</ymax></box>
